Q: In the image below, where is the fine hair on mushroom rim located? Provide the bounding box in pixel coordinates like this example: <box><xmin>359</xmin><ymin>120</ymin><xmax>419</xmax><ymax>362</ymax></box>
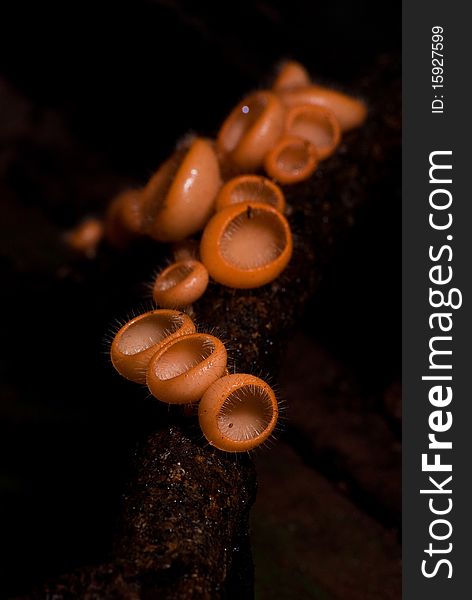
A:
<box><xmin>147</xmin><ymin>333</ymin><xmax>228</xmax><ymax>404</ymax></box>
<box><xmin>198</xmin><ymin>374</ymin><xmax>279</xmax><ymax>452</ymax></box>
<box><xmin>110</xmin><ymin>309</ymin><xmax>196</xmax><ymax>384</ymax></box>
<box><xmin>155</xmin><ymin>261</ymin><xmax>196</xmax><ymax>292</ymax></box>
<box><xmin>116</xmin><ymin>310</ymin><xmax>189</xmax><ymax>356</ymax></box>
<box><xmin>152</xmin><ymin>260</ymin><xmax>209</xmax><ymax>308</ymax></box>
<box><xmin>152</xmin><ymin>334</ymin><xmax>219</xmax><ymax>381</ymax></box>
<box><xmin>217</xmin><ymin>382</ymin><xmax>277</xmax><ymax>443</ymax></box>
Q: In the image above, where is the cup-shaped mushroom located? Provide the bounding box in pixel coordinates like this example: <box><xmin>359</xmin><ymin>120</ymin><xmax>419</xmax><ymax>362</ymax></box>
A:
<box><xmin>199</xmin><ymin>374</ymin><xmax>278</xmax><ymax>452</ymax></box>
<box><xmin>110</xmin><ymin>309</ymin><xmax>195</xmax><ymax>383</ymax></box>
<box><xmin>105</xmin><ymin>188</ymin><xmax>145</xmax><ymax>247</ymax></box>
<box><xmin>65</xmin><ymin>217</ymin><xmax>104</xmax><ymax>258</ymax></box>
<box><xmin>152</xmin><ymin>259</ymin><xmax>209</xmax><ymax>308</ymax></box>
<box><xmin>273</xmin><ymin>60</ymin><xmax>311</xmax><ymax>92</ymax></box>
<box><xmin>279</xmin><ymin>84</ymin><xmax>367</xmax><ymax>132</ymax></box>
<box><xmin>285</xmin><ymin>104</ymin><xmax>341</xmax><ymax>160</ymax></box>
<box><xmin>217</xmin><ymin>91</ymin><xmax>285</xmax><ymax>171</ymax></box>
<box><xmin>264</xmin><ymin>134</ymin><xmax>318</xmax><ymax>184</ymax></box>
<box><xmin>200</xmin><ymin>202</ymin><xmax>292</xmax><ymax>289</ymax></box>
<box><xmin>216</xmin><ymin>175</ymin><xmax>285</xmax><ymax>213</ymax></box>
<box><xmin>141</xmin><ymin>138</ymin><xmax>221</xmax><ymax>242</ymax></box>
<box><xmin>147</xmin><ymin>333</ymin><xmax>227</xmax><ymax>404</ymax></box>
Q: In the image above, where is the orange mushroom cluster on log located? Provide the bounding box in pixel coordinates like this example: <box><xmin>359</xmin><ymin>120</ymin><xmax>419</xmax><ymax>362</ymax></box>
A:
<box><xmin>101</xmin><ymin>60</ymin><xmax>368</xmax><ymax>451</ymax></box>
<box><xmin>111</xmin><ymin>308</ymin><xmax>279</xmax><ymax>451</ymax></box>
<box><xmin>67</xmin><ymin>61</ymin><xmax>366</xmax><ymax>303</ymax></box>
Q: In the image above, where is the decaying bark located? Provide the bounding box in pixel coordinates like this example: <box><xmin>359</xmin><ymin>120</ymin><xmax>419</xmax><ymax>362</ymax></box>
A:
<box><xmin>19</xmin><ymin>55</ymin><xmax>400</xmax><ymax>599</ymax></box>
<box><xmin>113</xmin><ymin>424</ymin><xmax>256</xmax><ymax>599</ymax></box>
<box><xmin>24</xmin><ymin>425</ymin><xmax>255</xmax><ymax>600</ymax></box>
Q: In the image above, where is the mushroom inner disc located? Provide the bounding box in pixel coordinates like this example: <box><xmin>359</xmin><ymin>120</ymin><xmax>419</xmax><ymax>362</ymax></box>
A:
<box><xmin>144</xmin><ymin>147</ymin><xmax>187</xmax><ymax>220</ymax></box>
<box><xmin>288</xmin><ymin>111</ymin><xmax>334</xmax><ymax>151</ymax></box>
<box><xmin>217</xmin><ymin>385</ymin><xmax>274</xmax><ymax>441</ymax></box>
<box><xmin>229</xmin><ymin>179</ymin><xmax>279</xmax><ymax>207</ymax></box>
<box><xmin>220</xmin><ymin>208</ymin><xmax>286</xmax><ymax>269</ymax></box>
<box><xmin>223</xmin><ymin>96</ymin><xmax>268</xmax><ymax>152</ymax></box>
<box><xmin>276</xmin><ymin>140</ymin><xmax>311</xmax><ymax>173</ymax></box>
<box><xmin>118</xmin><ymin>313</ymin><xmax>183</xmax><ymax>355</ymax></box>
<box><xmin>156</xmin><ymin>263</ymin><xmax>194</xmax><ymax>291</ymax></box>
<box><xmin>153</xmin><ymin>336</ymin><xmax>215</xmax><ymax>380</ymax></box>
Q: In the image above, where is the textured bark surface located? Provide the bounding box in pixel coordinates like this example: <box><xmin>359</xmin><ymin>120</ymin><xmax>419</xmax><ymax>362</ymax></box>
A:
<box><xmin>113</xmin><ymin>424</ymin><xmax>256</xmax><ymax>599</ymax></box>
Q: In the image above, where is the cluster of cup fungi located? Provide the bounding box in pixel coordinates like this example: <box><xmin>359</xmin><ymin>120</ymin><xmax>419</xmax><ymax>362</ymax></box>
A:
<box><xmin>68</xmin><ymin>61</ymin><xmax>367</xmax><ymax>452</ymax></box>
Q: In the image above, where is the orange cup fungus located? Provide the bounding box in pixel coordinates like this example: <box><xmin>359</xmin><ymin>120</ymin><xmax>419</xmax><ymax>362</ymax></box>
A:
<box><xmin>279</xmin><ymin>84</ymin><xmax>367</xmax><ymax>132</ymax></box>
<box><xmin>199</xmin><ymin>373</ymin><xmax>279</xmax><ymax>452</ymax></box>
<box><xmin>272</xmin><ymin>60</ymin><xmax>311</xmax><ymax>92</ymax></box>
<box><xmin>215</xmin><ymin>175</ymin><xmax>285</xmax><ymax>213</ymax></box>
<box><xmin>264</xmin><ymin>134</ymin><xmax>319</xmax><ymax>184</ymax></box>
<box><xmin>152</xmin><ymin>259</ymin><xmax>209</xmax><ymax>308</ymax></box>
<box><xmin>110</xmin><ymin>309</ymin><xmax>195</xmax><ymax>383</ymax></box>
<box><xmin>65</xmin><ymin>217</ymin><xmax>104</xmax><ymax>258</ymax></box>
<box><xmin>105</xmin><ymin>188</ymin><xmax>145</xmax><ymax>247</ymax></box>
<box><xmin>200</xmin><ymin>202</ymin><xmax>292</xmax><ymax>289</ymax></box>
<box><xmin>141</xmin><ymin>137</ymin><xmax>221</xmax><ymax>242</ymax></box>
<box><xmin>147</xmin><ymin>333</ymin><xmax>227</xmax><ymax>404</ymax></box>
<box><xmin>285</xmin><ymin>104</ymin><xmax>341</xmax><ymax>160</ymax></box>
<box><xmin>217</xmin><ymin>91</ymin><xmax>285</xmax><ymax>171</ymax></box>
